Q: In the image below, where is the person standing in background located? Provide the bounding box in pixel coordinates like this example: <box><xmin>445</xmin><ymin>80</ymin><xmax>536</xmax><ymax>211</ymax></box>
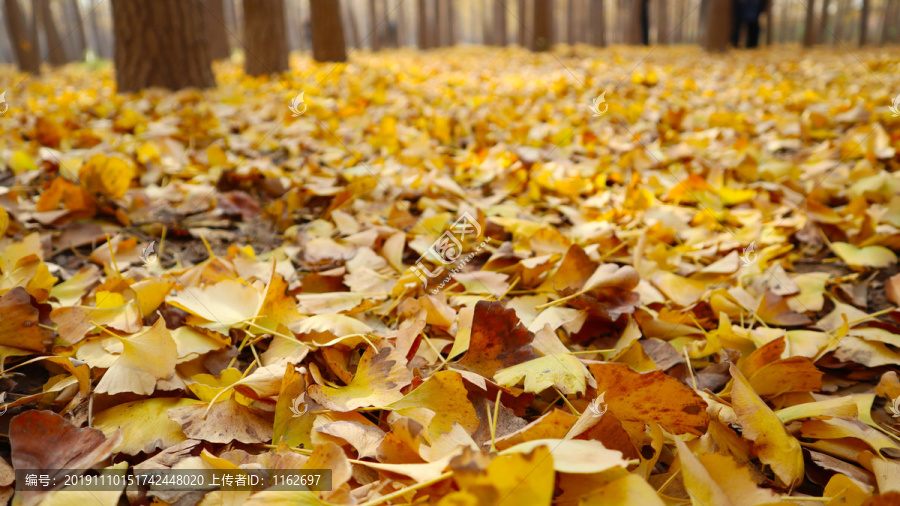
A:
<box><xmin>732</xmin><ymin>0</ymin><xmax>768</xmax><ymax>47</ymax></box>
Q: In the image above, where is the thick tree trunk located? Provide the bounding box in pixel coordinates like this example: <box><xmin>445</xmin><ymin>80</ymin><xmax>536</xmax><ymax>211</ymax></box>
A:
<box><xmin>590</xmin><ymin>0</ymin><xmax>605</xmax><ymax>45</ymax></box>
<box><xmin>244</xmin><ymin>0</ymin><xmax>288</xmax><ymax>75</ymax></box>
<box><xmin>310</xmin><ymin>0</ymin><xmax>347</xmax><ymax>62</ymax></box>
<box><xmin>204</xmin><ymin>0</ymin><xmax>231</xmax><ymax>59</ymax></box>
<box><xmin>532</xmin><ymin>0</ymin><xmax>552</xmax><ymax>50</ymax></box>
<box><xmin>802</xmin><ymin>0</ymin><xmax>815</xmax><ymax>46</ymax></box>
<box><xmin>859</xmin><ymin>0</ymin><xmax>869</xmax><ymax>45</ymax></box>
<box><xmin>704</xmin><ymin>0</ymin><xmax>731</xmax><ymax>51</ymax></box>
<box><xmin>4</xmin><ymin>0</ymin><xmax>40</xmax><ymax>73</ymax></box>
<box><xmin>112</xmin><ymin>0</ymin><xmax>214</xmax><ymax>92</ymax></box>
<box><xmin>36</xmin><ymin>0</ymin><xmax>67</xmax><ymax>65</ymax></box>
<box><xmin>368</xmin><ymin>0</ymin><xmax>380</xmax><ymax>50</ymax></box>
<box><xmin>657</xmin><ymin>0</ymin><xmax>668</xmax><ymax>43</ymax></box>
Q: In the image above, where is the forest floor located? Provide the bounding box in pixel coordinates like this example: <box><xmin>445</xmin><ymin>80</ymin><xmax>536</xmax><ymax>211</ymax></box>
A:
<box><xmin>1</xmin><ymin>45</ymin><xmax>900</xmax><ymax>505</ymax></box>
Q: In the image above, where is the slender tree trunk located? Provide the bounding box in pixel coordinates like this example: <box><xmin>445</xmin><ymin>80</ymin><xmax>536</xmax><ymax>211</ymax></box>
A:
<box><xmin>204</xmin><ymin>0</ymin><xmax>231</xmax><ymax>59</ymax></box>
<box><xmin>859</xmin><ymin>0</ymin><xmax>869</xmax><ymax>45</ymax></box>
<box><xmin>224</xmin><ymin>0</ymin><xmax>241</xmax><ymax>46</ymax></box>
<box><xmin>368</xmin><ymin>0</ymin><xmax>380</xmax><ymax>50</ymax></box>
<box><xmin>310</xmin><ymin>0</ymin><xmax>347</xmax><ymax>61</ymax></box>
<box><xmin>417</xmin><ymin>0</ymin><xmax>429</xmax><ymax>48</ymax></box>
<box><xmin>817</xmin><ymin>0</ymin><xmax>830</xmax><ymax>43</ymax></box>
<box><xmin>112</xmin><ymin>0</ymin><xmax>214</xmax><ymax>92</ymax></box>
<box><xmin>444</xmin><ymin>0</ymin><xmax>455</xmax><ymax>46</ymax></box>
<box><xmin>343</xmin><ymin>0</ymin><xmax>359</xmax><ymax>48</ymax></box>
<box><xmin>396</xmin><ymin>0</ymin><xmax>407</xmax><ymax>46</ymax></box>
<box><xmin>832</xmin><ymin>0</ymin><xmax>844</xmax><ymax>42</ymax></box>
<box><xmin>36</xmin><ymin>0</ymin><xmax>66</xmax><ymax>64</ymax></box>
<box><xmin>657</xmin><ymin>0</ymin><xmax>668</xmax><ymax>43</ymax></box>
<box><xmin>880</xmin><ymin>0</ymin><xmax>896</xmax><ymax>45</ymax></box>
<box><xmin>5</xmin><ymin>0</ymin><xmax>41</xmax><ymax>73</ymax></box>
<box><xmin>764</xmin><ymin>0</ymin><xmax>773</xmax><ymax>45</ymax></box>
<box><xmin>66</xmin><ymin>0</ymin><xmax>87</xmax><ymax>60</ymax></box>
<box><xmin>244</xmin><ymin>0</ymin><xmax>288</xmax><ymax>75</ymax></box>
<box><xmin>589</xmin><ymin>0</ymin><xmax>605</xmax><ymax>45</ymax></box>
<box><xmin>532</xmin><ymin>0</ymin><xmax>553</xmax><ymax>50</ymax></box>
<box><xmin>0</xmin><ymin>6</ymin><xmax>12</xmax><ymax>63</ymax></box>
<box><xmin>566</xmin><ymin>0</ymin><xmax>576</xmax><ymax>45</ymax></box>
<box><xmin>802</xmin><ymin>0</ymin><xmax>815</xmax><ymax>46</ymax></box>
<box><xmin>704</xmin><ymin>0</ymin><xmax>731</xmax><ymax>50</ymax></box>
<box><xmin>518</xmin><ymin>0</ymin><xmax>528</xmax><ymax>46</ymax></box>
<box><xmin>494</xmin><ymin>0</ymin><xmax>507</xmax><ymax>45</ymax></box>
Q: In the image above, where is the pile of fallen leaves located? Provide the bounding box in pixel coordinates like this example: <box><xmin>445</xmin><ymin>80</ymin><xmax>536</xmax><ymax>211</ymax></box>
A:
<box><xmin>1</xmin><ymin>45</ymin><xmax>900</xmax><ymax>505</ymax></box>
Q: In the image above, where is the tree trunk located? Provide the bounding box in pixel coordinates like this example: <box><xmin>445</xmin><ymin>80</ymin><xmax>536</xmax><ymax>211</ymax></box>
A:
<box><xmin>66</xmin><ymin>0</ymin><xmax>88</xmax><ymax>60</ymax></box>
<box><xmin>36</xmin><ymin>0</ymin><xmax>67</xmax><ymax>65</ymax></box>
<box><xmin>589</xmin><ymin>0</ymin><xmax>605</xmax><ymax>45</ymax></box>
<box><xmin>802</xmin><ymin>0</ymin><xmax>815</xmax><ymax>46</ymax></box>
<box><xmin>368</xmin><ymin>0</ymin><xmax>380</xmax><ymax>50</ymax></box>
<box><xmin>417</xmin><ymin>0</ymin><xmax>428</xmax><ymax>48</ymax></box>
<box><xmin>310</xmin><ymin>0</ymin><xmax>347</xmax><ymax>61</ymax></box>
<box><xmin>532</xmin><ymin>0</ymin><xmax>552</xmax><ymax>50</ymax></box>
<box><xmin>396</xmin><ymin>0</ymin><xmax>407</xmax><ymax>46</ymax></box>
<box><xmin>518</xmin><ymin>0</ymin><xmax>528</xmax><ymax>46</ymax></box>
<box><xmin>674</xmin><ymin>0</ymin><xmax>685</xmax><ymax>42</ymax></box>
<box><xmin>204</xmin><ymin>0</ymin><xmax>231</xmax><ymax>59</ymax></box>
<box><xmin>626</xmin><ymin>0</ymin><xmax>644</xmax><ymax>44</ymax></box>
<box><xmin>880</xmin><ymin>0</ymin><xmax>896</xmax><ymax>45</ymax></box>
<box><xmin>859</xmin><ymin>0</ymin><xmax>869</xmax><ymax>45</ymax></box>
<box><xmin>566</xmin><ymin>0</ymin><xmax>576</xmax><ymax>45</ymax></box>
<box><xmin>441</xmin><ymin>0</ymin><xmax>453</xmax><ymax>46</ymax></box>
<box><xmin>832</xmin><ymin>0</ymin><xmax>844</xmax><ymax>42</ymax></box>
<box><xmin>244</xmin><ymin>0</ymin><xmax>288</xmax><ymax>75</ymax></box>
<box><xmin>816</xmin><ymin>0</ymin><xmax>830</xmax><ymax>43</ymax></box>
<box><xmin>4</xmin><ymin>0</ymin><xmax>41</xmax><ymax>73</ymax></box>
<box><xmin>112</xmin><ymin>0</ymin><xmax>214</xmax><ymax>92</ymax></box>
<box><xmin>704</xmin><ymin>0</ymin><xmax>731</xmax><ymax>51</ymax></box>
<box><xmin>343</xmin><ymin>0</ymin><xmax>359</xmax><ymax>48</ymax></box>
<box><xmin>494</xmin><ymin>0</ymin><xmax>507</xmax><ymax>45</ymax></box>
<box><xmin>657</xmin><ymin>0</ymin><xmax>668</xmax><ymax>43</ymax></box>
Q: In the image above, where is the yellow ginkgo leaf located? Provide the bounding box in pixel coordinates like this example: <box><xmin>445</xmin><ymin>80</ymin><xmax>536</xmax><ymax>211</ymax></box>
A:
<box><xmin>93</xmin><ymin>398</ymin><xmax>196</xmax><ymax>455</ymax></box>
<box><xmin>500</xmin><ymin>439</ymin><xmax>631</xmax><ymax>474</ymax></box>
<box><xmin>830</xmin><ymin>242</ymin><xmax>898</xmax><ymax>270</ymax></box>
<box><xmin>729</xmin><ymin>364</ymin><xmax>804</xmax><ymax>487</ymax></box>
<box><xmin>77</xmin><ymin>318</ymin><xmax>177</xmax><ymax>396</ymax></box>
<box><xmin>387</xmin><ymin>370</ymin><xmax>480</xmax><ymax>441</ymax></box>
<box><xmin>494</xmin><ymin>354</ymin><xmax>587</xmax><ymax>395</ymax></box>
<box><xmin>167</xmin><ymin>279</ymin><xmax>262</xmax><ymax>335</ymax></box>
<box><xmin>307</xmin><ymin>341</ymin><xmax>413</xmax><ymax>411</ymax></box>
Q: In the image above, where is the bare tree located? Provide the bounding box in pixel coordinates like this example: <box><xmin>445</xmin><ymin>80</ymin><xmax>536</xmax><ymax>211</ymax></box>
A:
<box><xmin>625</xmin><ymin>0</ymin><xmax>644</xmax><ymax>44</ymax></box>
<box><xmin>343</xmin><ymin>0</ymin><xmax>359</xmax><ymax>48</ymax></box>
<box><xmin>704</xmin><ymin>0</ymin><xmax>731</xmax><ymax>50</ymax></box>
<box><xmin>833</xmin><ymin>0</ymin><xmax>844</xmax><ymax>42</ymax></box>
<box><xmin>881</xmin><ymin>0</ymin><xmax>897</xmax><ymax>44</ymax></box>
<box><xmin>204</xmin><ymin>0</ymin><xmax>231</xmax><ymax>59</ymax></box>
<box><xmin>494</xmin><ymin>1</ymin><xmax>507</xmax><ymax>45</ymax></box>
<box><xmin>817</xmin><ymin>0</ymin><xmax>830</xmax><ymax>43</ymax></box>
<box><xmin>244</xmin><ymin>0</ymin><xmax>288</xmax><ymax>75</ymax></box>
<box><xmin>112</xmin><ymin>0</ymin><xmax>214</xmax><ymax>92</ymax></box>
<box><xmin>4</xmin><ymin>0</ymin><xmax>40</xmax><ymax>72</ymax></box>
<box><xmin>532</xmin><ymin>0</ymin><xmax>552</xmax><ymax>50</ymax></box>
<box><xmin>310</xmin><ymin>0</ymin><xmax>347</xmax><ymax>61</ymax></box>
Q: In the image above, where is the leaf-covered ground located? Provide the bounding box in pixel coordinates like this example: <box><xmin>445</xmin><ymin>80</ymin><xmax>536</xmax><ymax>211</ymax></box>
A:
<box><xmin>2</xmin><ymin>46</ymin><xmax>900</xmax><ymax>505</ymax></box>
